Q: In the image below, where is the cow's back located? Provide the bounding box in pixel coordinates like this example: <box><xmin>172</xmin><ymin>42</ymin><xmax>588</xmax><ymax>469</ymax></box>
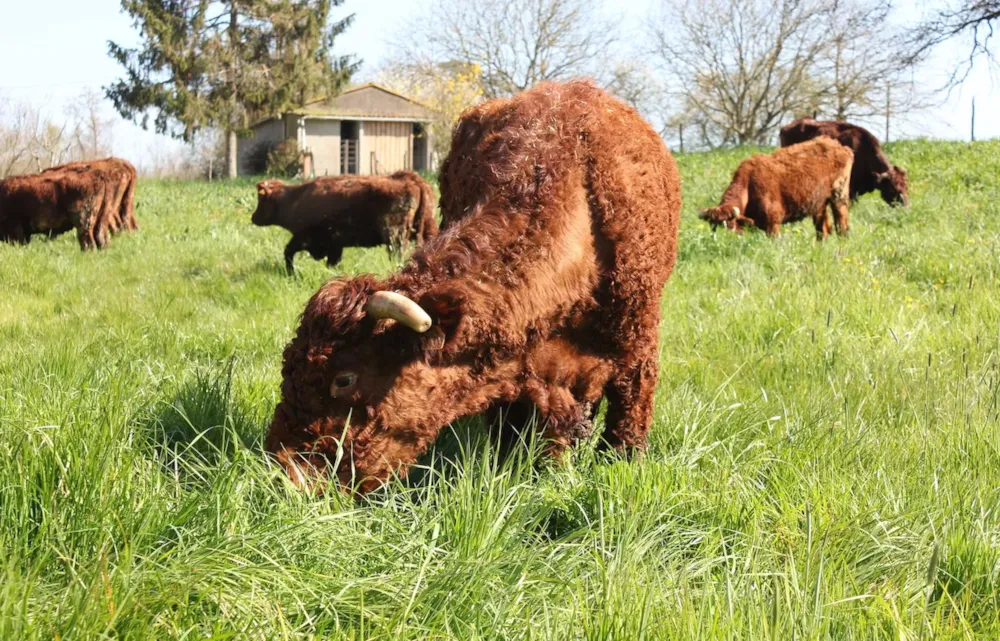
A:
<box><xmin>434</xmin><ymin>80</ymin><xmax>681</xmax><ymax>348</ymax></box>
<box><xmin>439</xmin><ymin>81</ymin><xmax>680</xmax><ymax>269</ymax></box>
<box><xmin>779</xmin><ymin>118</ymin><xmax>891</xmax><ymax>198</ymax></box>
<box><xmin>757</xmin><ymin>138</ymin><xmax>853</xmax><ymax>219</ymax></box>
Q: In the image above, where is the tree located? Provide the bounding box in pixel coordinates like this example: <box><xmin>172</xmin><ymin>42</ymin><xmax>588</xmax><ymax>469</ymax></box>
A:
<box><xmin>0</xmin><ymin>91</ymin><xmax>115</xmax><ymax>178</ymax></box>
<box><xmin>814</xmin><ymin>0</ymin><xmax>929</xmax><ymax>126</ymax></box>
<box><xmin>603</xmin><ymin>61</ymin><xmax>673</xmax><ymax>136</ymax></box>
<box><xmin>902</xmin><ymin>0</ymin><xmax>1000</xmax><ymax>84</ymax></box>
<box><xmin>401</xmin><ymin>0</ymin><xmax>618</xmax><ymax>99</ymax></box>
<box><xmin>650</xmin><ymin>0</ymin><xmax>926</xmax><ymax>148</ymax></box>
<box><xmin>0</xmin><ymin>96</ymin><xmax>39</xmax><ymax>178</ymax></box>
<box><xmin>66</xmin><ymin>90</ymin><xmax>115</xmax><ymax>161</ymax></box>
<box><xmin>650</xmin><ymin>0</ymin><xmax>833</xmax><ymax>148</ymax></box>
<box><xmin>377</xmin><ymin>60</ymin><xmax>484</xmax><ymax>162</ymax></box>
<box><xmin>106</xmin><ymin>0</ymin><xmax>358</xmax><ymax>178</ymax></box>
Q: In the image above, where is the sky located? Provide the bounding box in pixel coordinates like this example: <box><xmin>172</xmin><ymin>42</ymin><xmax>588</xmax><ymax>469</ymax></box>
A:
<box><xmin>1</xmin><ymin>0</ymin><xmax>997</xmax><ymax>168</ymax></box>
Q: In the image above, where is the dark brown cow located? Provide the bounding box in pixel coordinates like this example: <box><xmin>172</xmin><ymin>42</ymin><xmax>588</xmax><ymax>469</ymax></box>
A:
<box><xmin>252</xmin><ymin>170</ymin><xmax>438</xmax><ymax>273</ymax></box>
<box><xmin>779</xmin><ymin>117</ymin><xmax>909</xmax><ymax>206</ymax></box>
<box><xmin>0</xmin><ymin>169</ymin><xmax>109</xmax><ymax>250</ymax></box>
<box><xmin>700</xmin><ymin>138</ymin><xmax>854</xmax><ymax>239</ymax></box>
<box><xmin>265</xmin><ymin>80</ymin><xmax>682</xmax><ymax>494</ymax></box>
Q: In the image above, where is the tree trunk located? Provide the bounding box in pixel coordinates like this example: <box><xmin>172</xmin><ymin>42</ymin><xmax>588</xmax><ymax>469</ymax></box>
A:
<box><xmin>227</xmin><ymin>4</ymin><xmax>239</xmax><ymax>179</ymax></box>
<box><xmin>226</xmin><ymin>129</ymin><xmax>238</xmax><ymax>178</ymax></box>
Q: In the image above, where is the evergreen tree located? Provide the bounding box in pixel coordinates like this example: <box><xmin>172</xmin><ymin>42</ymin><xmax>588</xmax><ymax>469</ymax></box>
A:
<box><xmin>106</xmin><ymin>0</ymin><xmax>357</xmax><ymax>178</ymax></box>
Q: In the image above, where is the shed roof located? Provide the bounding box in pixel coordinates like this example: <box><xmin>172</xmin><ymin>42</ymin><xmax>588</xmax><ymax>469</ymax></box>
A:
<box><xmin>289</xmin><ymin>83</ymin><xmax>434</xmax><ymax>121</ymax></box>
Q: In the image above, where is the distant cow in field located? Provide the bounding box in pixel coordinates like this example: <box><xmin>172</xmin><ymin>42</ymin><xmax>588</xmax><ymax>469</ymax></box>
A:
<box><xmin>700</xmin><ymin>138</ymin><xmax>854</xmax><ymax>239</ymax></box>
<box><xmin>251</xmin><ymin>170</ymin><xmax>439</xmax><ymax>273</ymax></box>
<box><xmin>0</xmin><ymin>169</ymin><xmax>109</xmax><ymax>249</ymax></box>
<box><xmin>45</xmin><ymin>158</ymin><xmax>138</xmax><ymax>234</ymax></box>
<box><xmin>265</xmin><ymin>80</ymin><xmax>682</xmax><ymax>494</ymax></box>
<box><xmin>780</xmin><ymin>118</ymin><xmax>909</xmax><ymax>206</ymax></box>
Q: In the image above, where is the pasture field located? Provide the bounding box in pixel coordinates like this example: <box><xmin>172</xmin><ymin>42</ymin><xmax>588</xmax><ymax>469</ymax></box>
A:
<box><xmin>1</xmin><ymin>139</ymin><xmax>999</xmax><ymax>640</ymax></box>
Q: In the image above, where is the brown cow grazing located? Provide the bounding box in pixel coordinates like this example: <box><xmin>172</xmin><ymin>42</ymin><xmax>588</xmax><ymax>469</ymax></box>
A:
<box><xmin>252</xmin><ymin>170</ymin><xmax>438</xmax><ymax>273</ymax></box>
<box><xmin>0</xmin><ymin>169</ymin><xmax>109</xmax><ymax>249</ymax></box>
<box><xmin>265</xmin><ymin>80</ymin><xmax>682</xmax><ymax>494</ymax></box>
<box><xmin>780</xmin><ymin>117</ymin><xmax>909</xmax><ymax>206</ymax></box>
<box><xmin>700</xmin><ymin>138</ymin><xmax>854</xmax><ymax>240</ymax></box>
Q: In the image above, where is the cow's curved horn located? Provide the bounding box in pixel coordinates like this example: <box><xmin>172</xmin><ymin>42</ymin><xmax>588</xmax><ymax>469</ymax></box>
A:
<box><xmin>364</xmin><ymin>291</ymin><xmax>432</xmax><ymax>333</ymax></box>
<box><xmin>731</xmin><ymin>206</ymin><xmax>740</xmax><ymax>218</ymax></box>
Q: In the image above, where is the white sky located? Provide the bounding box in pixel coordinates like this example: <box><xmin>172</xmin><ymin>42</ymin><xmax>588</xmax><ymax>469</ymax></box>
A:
<box><xmin>0</xmin><ymin>0</ymin><xmax>997</xmax><ymax>168</ymax></box>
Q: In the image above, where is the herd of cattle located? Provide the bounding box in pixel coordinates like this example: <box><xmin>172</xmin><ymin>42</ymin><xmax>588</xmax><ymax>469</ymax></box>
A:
<box><xmin>700</xmin><ymin>118</ymin><xmax>909</xmax><ymax>237</ymax></box>
<box><xmin>0</xmin><ymin>80</ymin><xmax>911</xmax><ymax>494</ymax></box>
<box><xmin>0</xmin><ymin>157</ymin><xmax>138</xmax><ymax>249</ymax></box>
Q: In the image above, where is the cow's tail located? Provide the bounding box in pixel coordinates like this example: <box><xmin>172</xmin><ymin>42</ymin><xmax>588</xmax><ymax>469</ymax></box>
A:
<box><xmin>121</xmin><ymin>162</ymin><xmax>138</xmax><ymax>231</ymax></box>
<box><xmin>414</xmin><ymin>177</ymin><xmax>439</xmax><ymax>244</ymax></box>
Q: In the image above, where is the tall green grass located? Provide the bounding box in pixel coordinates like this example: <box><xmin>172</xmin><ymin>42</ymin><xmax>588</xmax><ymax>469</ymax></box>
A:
<box><xmin>1</xmin><ymin>139</ymin><xmax>999</xmax><ymax>639</ymax></box>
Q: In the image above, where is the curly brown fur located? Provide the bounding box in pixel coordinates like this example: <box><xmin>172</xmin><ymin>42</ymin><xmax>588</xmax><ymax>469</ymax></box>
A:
<box><xmin>266</xmin><ymin>80</ymin><xmax>682</xmax><ymax>494</ymax></box>
<box><xmin>701</xmin><ymin>138</ymin><xmax>854</xmax><ymax>240</ymax></box>
<box><xmin>780</xmin><ymin>118</ymin><xmax>909</xmax><ymax>206</ymax></box>
<box><xmin>252</xmin><ymin>170</ymin><xmax>438</xmax><ymax>272</ymax></box>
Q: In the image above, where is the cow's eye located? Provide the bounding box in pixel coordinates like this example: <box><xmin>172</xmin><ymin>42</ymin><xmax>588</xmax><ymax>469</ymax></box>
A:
<box><xmin>330</xmin><ymin>372</ymin><xmax>358</xmax><ymax>397</ymax></box>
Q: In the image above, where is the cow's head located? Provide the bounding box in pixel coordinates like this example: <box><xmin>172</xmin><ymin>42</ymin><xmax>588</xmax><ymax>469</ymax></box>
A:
<box><xmin>266</xmin><ymin>275</ymin><xmax>499</xmax><ymax>494</ymax></box>
<box><xmin>699</xmin><ymin>206</ymin><xmax>752</xmax><ymax>233</ymax></box>
<box><xmin>876</xmin><ymin>166</ymin><xmax>909</xmax><ymax>207</ymax></box>
<box><xmin>251</xmin><ymin>180</ymin><xmax>286</xmax><ymax>225</ymax></box>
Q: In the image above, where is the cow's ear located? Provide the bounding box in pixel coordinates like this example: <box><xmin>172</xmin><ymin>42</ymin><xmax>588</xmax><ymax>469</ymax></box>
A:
<box><xmin>418</xmin><ymin>285</ymin><xmax>467</xmax><ymax>344</ymax></box>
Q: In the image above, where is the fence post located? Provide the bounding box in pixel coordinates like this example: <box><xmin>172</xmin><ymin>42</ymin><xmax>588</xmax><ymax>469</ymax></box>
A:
<box><xmin>884</xmin><ymin>82</ymin><xmax>890</xmax><ymax>143</ymax></box>
<box><xmin>678</xmin><ymin>124</ymin><xmax>684</xmax><ymax>153</ymax></box>
<box><xmin>971</xmin><ymin>97</ymin><xmax>976</xmax><ymax>142</ymax></box>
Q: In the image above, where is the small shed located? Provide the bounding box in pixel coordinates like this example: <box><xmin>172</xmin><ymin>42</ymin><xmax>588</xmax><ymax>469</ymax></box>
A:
<box><xmin>237</xmin><ymin>84</ymin><xmax>435</xmax><ymax>177</ymax></box>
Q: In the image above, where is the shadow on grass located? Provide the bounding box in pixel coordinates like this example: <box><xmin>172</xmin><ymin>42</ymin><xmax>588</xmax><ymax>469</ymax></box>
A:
<box><xmin>229</xmin><ymin>258</ymin><xmax>295</xmax><ymax>282</ymax></box>
<box><xmin>144</xmin><ymin>359</ymin><xmax>264</xmax><ymax>473</ymax></box>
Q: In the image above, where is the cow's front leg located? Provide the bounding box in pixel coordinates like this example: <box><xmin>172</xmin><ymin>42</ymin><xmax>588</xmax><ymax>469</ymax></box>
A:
<box><xmin>325</xmin><ymin>244</ymin><xmax>344</xmax><ymax>267</ymax></box>
<box><xmin>284</xmin><ymin>234</ymin><xmax>308</xmax><ymax>273</ymax></box>
<box><xmin>600</xmin><ymin>346</ymin><xmax>659</xmax><ymax>455</ymax></box>
<box><xmin>6</xmin><ymin>225</ymin><xmax>29</xmax><ymax>245</ymax></box>
<box><xmin>526</xmin><ymin>382</ymin><xmax>596</xmax><ymax>458</ymax></box>
<box><xmin>485</xmin><ymin>400</ymin><xmax>538</xmax><ymax>456</ymax></box>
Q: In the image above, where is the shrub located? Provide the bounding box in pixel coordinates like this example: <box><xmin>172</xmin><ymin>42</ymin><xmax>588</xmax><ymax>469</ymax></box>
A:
<box><xmin>266</xmin><ymin>140</ymin><xmax>302</xmax><ymax>178</ymax></box>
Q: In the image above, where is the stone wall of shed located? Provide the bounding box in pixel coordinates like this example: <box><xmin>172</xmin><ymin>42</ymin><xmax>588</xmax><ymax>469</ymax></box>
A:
<box><xmin>237</xmin><ymin>119</ymin><xmax>285</xmax><ymax>176</ymax></box>
<box><xmin>304</xmin><ymin>119</ymin><xmax>341</xmax><ymax>177</ymax></box>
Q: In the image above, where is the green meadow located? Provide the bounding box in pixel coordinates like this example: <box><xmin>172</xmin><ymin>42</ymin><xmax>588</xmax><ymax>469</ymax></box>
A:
<box><xmin>1</xmin><ymin>139</ymin><xmax>999</xmax><ymax>639</ymax></box>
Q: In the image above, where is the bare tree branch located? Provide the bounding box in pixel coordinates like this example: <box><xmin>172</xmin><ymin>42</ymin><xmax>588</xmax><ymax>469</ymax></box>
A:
<box><xmin>651</xmin><ymin>0</ymin><xmax>927</xmax><ymax>148</ymax></box>
<box><xmin>401</xmin><ymin>0</ymin><xmax>620</xmax><ymax>99</ymax></box>
<box><xmin>901</xmin><ymin>0</ymin><xmax>1000</xmax><ymax>88</ymax></box>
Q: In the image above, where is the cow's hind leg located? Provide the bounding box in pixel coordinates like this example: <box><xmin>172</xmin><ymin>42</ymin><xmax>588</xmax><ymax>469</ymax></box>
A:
<box><xmin>831</xmin><ymin>155</ymin><xmax>852</xmax><ymax>237</ymax></box>
<box><xmin>830</xmin><ymin>191</ymin><xmax>850</xmax><ymax>237</ymax></box>
<box><xmin>813</xmin><ymin>212</ymin><xmax>831</xmax><ymax>241</ymax></box>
